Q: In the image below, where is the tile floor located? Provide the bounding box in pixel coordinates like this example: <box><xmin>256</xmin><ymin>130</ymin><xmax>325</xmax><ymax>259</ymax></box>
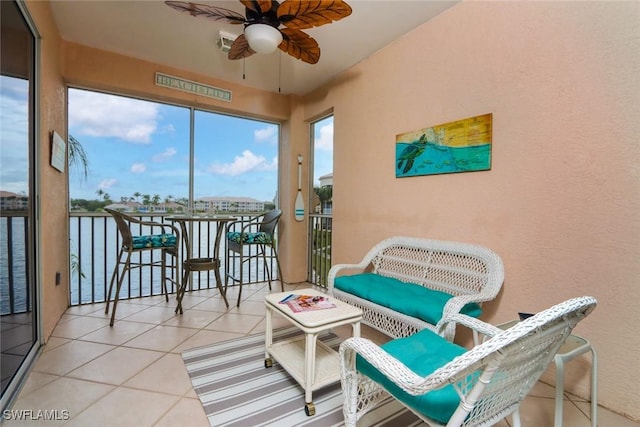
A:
<box><xmin>3</xmin><ymin>282</ymin><xmax>638</xmax><ymax>427</ymax></box>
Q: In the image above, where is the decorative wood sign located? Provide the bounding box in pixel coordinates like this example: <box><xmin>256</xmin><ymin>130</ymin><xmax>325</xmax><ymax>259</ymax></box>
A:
<box><xmin>155</xmin><ymin>72</ymin><xmax>232</xmax><ymax>102</ymax></box>
<box><xmin>396</xmin><ymin>113</ymin><xmax>492</xmax><ymax>177</ymax></box>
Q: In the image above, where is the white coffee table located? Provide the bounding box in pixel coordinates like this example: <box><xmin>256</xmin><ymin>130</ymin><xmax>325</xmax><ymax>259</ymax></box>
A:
<box><xmin>264</xmin><ymin>288</ymin><xmax>362</xmax><ymax>416</ymax></box>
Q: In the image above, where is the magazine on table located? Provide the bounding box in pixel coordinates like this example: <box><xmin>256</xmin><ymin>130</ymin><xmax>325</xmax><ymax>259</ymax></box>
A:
<box><xmin>278</xmin><ymin>294</ymin><xmax>336</xmax><ymax>312</ymax></box>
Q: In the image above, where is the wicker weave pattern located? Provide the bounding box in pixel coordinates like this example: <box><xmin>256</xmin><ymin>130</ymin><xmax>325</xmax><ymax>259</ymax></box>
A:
<box><xmin>339</xmin><ymin>296</ymin><xmax>597</xmax><ymax>427</ymax></box>
<box><xmin>328</xmin><ymin>237</ymin><xmax>505</xmax><ymax>340</ymax></box>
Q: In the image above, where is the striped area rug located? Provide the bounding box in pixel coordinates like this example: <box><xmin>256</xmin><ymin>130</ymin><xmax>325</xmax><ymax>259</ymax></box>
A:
<box><xmin>182</xmin><ymin>327</ymin><xmax>424</xmax><ymax>426</ymax></box>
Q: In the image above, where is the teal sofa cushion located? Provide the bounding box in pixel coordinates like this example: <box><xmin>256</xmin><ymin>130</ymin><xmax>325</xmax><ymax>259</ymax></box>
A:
<box><xmin>334</xmin><ymin>273</ymin><xmax>481</xmax><ymax>324</ymax></box>
<box><xmin>356</xmin><ymin>328</ymin><xmax>468</xmax><ymax>424</ymax></box>
<box><xmin>131</xmin><ymin>233</ymin><xmax>176</xmax><ymax>249</ymax></box>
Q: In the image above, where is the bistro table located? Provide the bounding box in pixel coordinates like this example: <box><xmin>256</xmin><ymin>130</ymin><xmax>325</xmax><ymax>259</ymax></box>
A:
<box><xmin>167</xmin><ymin>214</ymin><xmax>236</xmax><ymax>313</ymax></box>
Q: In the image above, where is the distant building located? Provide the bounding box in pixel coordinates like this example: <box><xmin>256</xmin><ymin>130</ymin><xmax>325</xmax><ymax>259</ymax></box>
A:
<box><xmin>0</xmin><ymin>191</ymin><xmax>29</xmax><ymax>211</ymax></box>
<box><xmin>318</xmin><ymin>172</ymin><xmax>333</xmax><ymax>188</ymax></box>
<box><xmin>317</xmin><ymin>172</ymin><xmax>333</xmax><ymax>215</ymax></box>
<box><xmin>105</xmin><ymin>201</ymin><xmax>186</xmax><ymax>213</ymax></box>
<box><xmin>196</xmin><ymin>196</ymin><xmax>265</xmax><ymax>213</ymax></box>
<box><xmin>104</xmin><ymin>203</ymin><xmax>133</xmax><ymax>212</ymax></box>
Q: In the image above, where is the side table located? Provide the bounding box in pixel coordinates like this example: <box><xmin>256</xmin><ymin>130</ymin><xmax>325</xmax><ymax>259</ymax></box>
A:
<box><xmin>497</xmin><ymin>320</ymin><xmax>597</xmax><ymax>427</ymax></box>
<box><xmin>264</xmin><ymin>289</ymin><xmax>362</xmax><ymax>416</ymax></box>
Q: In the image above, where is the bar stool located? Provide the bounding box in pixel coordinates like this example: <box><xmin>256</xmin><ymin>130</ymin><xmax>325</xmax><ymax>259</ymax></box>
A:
<box><xmin>496</xmin><ymin>320</ymin><xmax>597</xmax><ymax>427</ymax></box>
<box><xmin>176</xmin><ymin>257</ymin><xmax>229</xmax><ymax>314</ymax></box>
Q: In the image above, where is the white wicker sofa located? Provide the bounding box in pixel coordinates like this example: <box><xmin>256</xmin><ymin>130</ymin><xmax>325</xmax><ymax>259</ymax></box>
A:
<box><xmin>327</xmin><ymin>236</ymin><xmax>504</xmax><ymax>341</ymax></box>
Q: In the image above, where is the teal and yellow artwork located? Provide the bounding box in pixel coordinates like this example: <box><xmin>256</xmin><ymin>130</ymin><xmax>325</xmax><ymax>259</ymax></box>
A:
<box><xmin>396</xmin><ymin>113</ymin><xmax>492</xmax><ymax>177</ymax></box>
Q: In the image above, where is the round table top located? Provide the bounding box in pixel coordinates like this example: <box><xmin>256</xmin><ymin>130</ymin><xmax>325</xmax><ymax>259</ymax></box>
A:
<box><xmin>166</xmin><ymin>215</ymin><xmax>236</xmax><ymax>222</ymax></box>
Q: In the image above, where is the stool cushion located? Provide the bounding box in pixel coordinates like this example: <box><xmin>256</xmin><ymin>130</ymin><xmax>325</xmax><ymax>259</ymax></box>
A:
<box><xmin>356</xmin><ymin>328</ymin><xmax>468</xmax><ymax>424</ymax></box>
<box><xmin>226</xmin><ymin>231</ymin><xmax>273</xmax><ymax>244</ymax></box>
<box><xmin>334</xmin><ymin>273</ymin><xmax>482</xmax><ymax>324</ymax></box>
<box><xmin>131</xmin><ymin>233</ymin><xmax>177</xmax><ymax>249</ymax></box>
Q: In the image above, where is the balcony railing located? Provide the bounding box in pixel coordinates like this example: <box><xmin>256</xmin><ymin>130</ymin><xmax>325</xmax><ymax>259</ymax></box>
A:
<box><xmin>0</xmin><ymin>213</ymin><xmax>30</xmax><ymax>315</ymax></box>
<box><xmin>1</xmin><ymin>212</ymin><xmax>330</xmax><ymax>312</ymax></box>
<box><xmin>307</xmin><ymin>214</ymin><xmax>332</xmax><ymax>288</ymax></box>
<box><xmin>69</xmin><ymin>212</ymin><xmax>279</xmax><ymax>306</ymax></box>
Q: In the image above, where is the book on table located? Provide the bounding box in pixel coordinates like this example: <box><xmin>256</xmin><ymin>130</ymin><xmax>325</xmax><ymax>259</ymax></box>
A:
<box><xmin>278</xmin><ymin>294</ymin><xmax>336</xmax><ymax>312</ymax></box>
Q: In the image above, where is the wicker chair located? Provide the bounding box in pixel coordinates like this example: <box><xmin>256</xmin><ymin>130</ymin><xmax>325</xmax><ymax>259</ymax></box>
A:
<box><xmin>339</xmin><ymin>296</ymin><xmax>597</xmax><ymax>427</ymax></box>
<box><xmin>104</xmin><ymin>208</ymin><xmax>180</xmax><ymax>326</ymax></box>
<box><xmin>224</xmin><ymin>209</ymin><xmax>284</xmax><ymax>307</ymax></box>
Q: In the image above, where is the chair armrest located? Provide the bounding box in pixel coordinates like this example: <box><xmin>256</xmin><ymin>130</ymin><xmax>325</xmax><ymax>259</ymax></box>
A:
<box><xmin>327</xmin><ymin>262</ymin><xmax>371</xmax><ymax>292</ymax></box>
<box><xmin>439</xmin><ymin>313</ymin><xmax>502</xmax><ymax>338</ymax></box>
<box><xmin>226</xmin><ymin>214</ymin><xmax>262</xmax><ymax>234</ymax></box>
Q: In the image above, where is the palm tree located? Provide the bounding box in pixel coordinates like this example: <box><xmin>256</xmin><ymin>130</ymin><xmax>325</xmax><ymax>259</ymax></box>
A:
<box><xmin>314</xmin><ymin>186</ymin><xmax>333</xmax><ymax>209</ymax></box>
<box><xmin>68</xmin><ymin>134</ymin><xmax>89</xmax><ymax>181</ymax></box>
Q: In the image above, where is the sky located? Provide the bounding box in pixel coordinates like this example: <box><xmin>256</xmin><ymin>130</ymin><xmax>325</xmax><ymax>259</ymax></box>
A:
<box><xmin>0</xmin><ymin>81</ymin><xmax>333</xmax><ymax>204</ymax></box>
<box><xmin>64</xmin><ymin>88</ymin><xmax>334</xmax><ymax>204</ymax></box>
<box><xmin>0</xmin><ymin>76</ymin><xmax>29</xmax><ymax>196</ymax></box>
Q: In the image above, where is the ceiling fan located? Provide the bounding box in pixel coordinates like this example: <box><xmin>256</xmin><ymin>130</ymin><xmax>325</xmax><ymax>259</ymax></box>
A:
<box><xmin>165</xmin><ymin>0</ymin><xmax>352</xmax><ymax>65</ymax></box>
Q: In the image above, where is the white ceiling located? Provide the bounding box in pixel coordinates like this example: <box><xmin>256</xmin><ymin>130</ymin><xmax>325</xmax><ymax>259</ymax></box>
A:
<box><xmin>49</xmin><ymin>0</ymin><xmax>459</xmax><ymax>95</ymax></box>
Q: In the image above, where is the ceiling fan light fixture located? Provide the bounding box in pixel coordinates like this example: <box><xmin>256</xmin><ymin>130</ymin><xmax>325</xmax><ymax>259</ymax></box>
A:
<box><xmin>244</xmin><ymin>23</ymin><xmax>282</xmax><ymax>54</ymax></box>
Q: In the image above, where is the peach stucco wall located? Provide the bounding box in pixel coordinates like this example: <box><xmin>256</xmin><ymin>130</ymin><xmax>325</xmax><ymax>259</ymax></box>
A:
<box><xmin>304</xmin><ymin>1</ymin><xmax>639</xmax><ymax>420</ymax></box>
<box><xmin>26</xmin><ymin>1</ymin><xmax>70</xmax><ymax>340</ymax></box>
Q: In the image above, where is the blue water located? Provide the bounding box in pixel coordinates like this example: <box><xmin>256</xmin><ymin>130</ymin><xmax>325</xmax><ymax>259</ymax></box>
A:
<box><xmin>396</xmin><ymin>142</ymin><xmax>491</xmax><ymax>177</ymax></box>
<box><xmin>1</xmin><ymin>217</ymin><xmax>29</xmax><ymax>315</ymax></box>
<box><xmin>1</xmin><ymin>216</ymin><xmax>267</xmax><ymax>313</ymax></box>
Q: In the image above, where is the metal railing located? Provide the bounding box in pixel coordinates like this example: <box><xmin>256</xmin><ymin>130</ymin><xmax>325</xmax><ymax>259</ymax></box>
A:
<box><xmin>2</xmin><ymin>211</ymin><xmax>328</xmax><ymax>310</ymax></box>
<box><xmin>0</xmin><ymin>213</ymin><xmax>30</xmax><ymax>315</ymax></box>
<box><xmin>69</xmin><ymin>212</ymin><xmax>278</xmax><ymax>306</ymax></box>
<box><xmin>307</xmin><ymin>214</ymin><xmax>332</xmax><ymax>288</ymax></box>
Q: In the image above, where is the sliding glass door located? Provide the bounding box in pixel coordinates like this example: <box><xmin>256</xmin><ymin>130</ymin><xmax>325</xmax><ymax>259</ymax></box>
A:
<box><xmin>0</xmin><ymin>0</ymin><xmax>39</xmax><ymax>409</ymax></box>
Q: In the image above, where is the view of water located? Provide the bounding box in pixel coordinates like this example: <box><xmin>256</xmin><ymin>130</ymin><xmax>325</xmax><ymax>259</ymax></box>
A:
<box><xmin>0</xmin><ymin>217</ymin><xmax>29</xmax><ymax>315</ymax></box>
<box><xmin>1</xmin><ymin>215</ymin><xmax>274</xmax><ymax>313</ymax></box>
<box><xmin>395</xmin><ymin>142</ymin><xmax>491</xmax><ymax>177</ymax></box>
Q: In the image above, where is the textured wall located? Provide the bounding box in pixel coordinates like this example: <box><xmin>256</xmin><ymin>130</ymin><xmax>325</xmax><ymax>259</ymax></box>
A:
<box><xmin>304</xmin><ymin>1</ymin><xmax>639</xmax><ymax>420</ymax></box>
<box><xmin>26</xmin><ymin>0</ymin><xmax>70</xmax><ymax>340</ymax></box>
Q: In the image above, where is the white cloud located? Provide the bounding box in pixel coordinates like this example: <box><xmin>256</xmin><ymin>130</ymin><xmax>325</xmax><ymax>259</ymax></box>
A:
<box><xmin>315</xmin><ymin>121</ymin><xmax>333</xmax><ymax>151</ymax></box>
<box><xmin>131</xmin><ymin>163</ymin><xmax>146</xmax><ymax>173</ymax></box>
<box><xmin>0</xmin><ymin>77</ymin><xmax>29</xmax><ymax>194</ymax></box>
<box><xmin>208</xmin><ymin>150</ymin><xmax>278</xmax><ymax>176</ymax></box>
<box><xmin>152</xmin><ymin>147</ymin><xmax>176</xmax><ymax>162</ymax></box>
<box><xmin>68</xmin><ymin>89</ymin><xmax>159</xmax><ymax>144</ymax></box>
<box><xmin>254</xmin><ymin>125</ymin><xmax>278</xmax><ymax>144</ymax></box>
<box><xmin>98</xmin><ymin>178</ymin><xmax>117</xmax><ymax>189</ymax></box>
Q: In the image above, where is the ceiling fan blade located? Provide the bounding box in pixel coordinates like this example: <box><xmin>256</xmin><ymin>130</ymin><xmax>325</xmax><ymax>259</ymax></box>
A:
<box><xmin>165</xmin><ymin>1</ymin><xmax>246</xmax><ymax>24</ymax></box>
<box><xmin>228</xmin><ymin>34</ymin><xmax>257</xmax><ymax>60</ymax></box>
<box><xmin>278</xmin><ymin>28</ymin><xmax>320</xmax><ymax>64</ymax></box>
<box><xmin>277</xmin><ymin>0</ymin><xmax>352</xmax><ymax>30</ymax></box>
<box><xmin>239</xmin><ymin>0</ymin><xmax>273</xmax><ymax>15</ymax></box>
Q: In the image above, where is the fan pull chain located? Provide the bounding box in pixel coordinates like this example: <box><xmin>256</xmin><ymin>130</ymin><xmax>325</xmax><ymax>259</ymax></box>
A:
<box><xmin>278</xmin><ymin>51</ymin><xmax>281</xmax><ymax>93</ymax></box>
<box><xmin>243</xmin><ymin>58</ymin><xmax>246</xmax><ymax>80</ymax></box>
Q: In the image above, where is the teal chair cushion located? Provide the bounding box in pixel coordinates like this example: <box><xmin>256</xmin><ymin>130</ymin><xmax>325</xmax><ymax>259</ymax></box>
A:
<box><xmin>356</xmin><ymin>328</ymin><xmax>468</xmax><ymax>424</ymax></box>
<box><xmin>226</xmin><ymin>231</ymin><xmax>273</xmax><ymax>244</ymax></box>
<box><xmin>334</xmin><ymin>273</ymin><xmax>482</xmax><ymax>324</ymax></box>
<box><xmin>131</xmin><ymin>233</ymin><xmax>177</xmax><ymax>249</ymax></box>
